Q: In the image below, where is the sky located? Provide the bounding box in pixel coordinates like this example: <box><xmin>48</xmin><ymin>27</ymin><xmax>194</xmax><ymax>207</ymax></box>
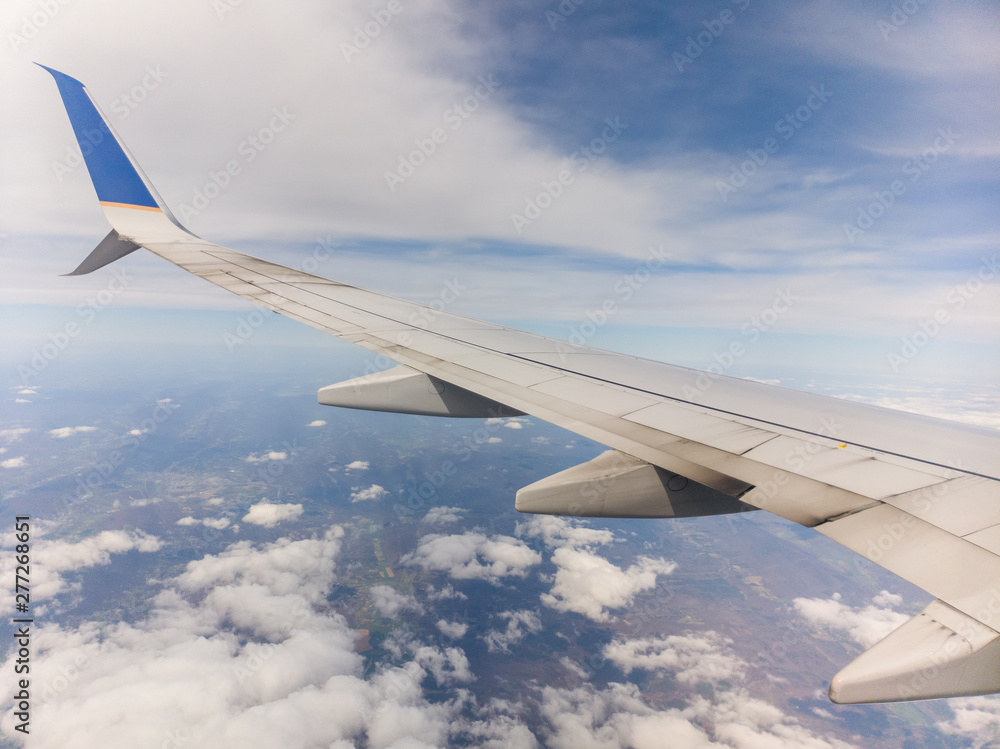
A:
<box><xmin>1</xmin><ymin>0</ymin><xmax>998</xmax><ymax>394</ymax></box>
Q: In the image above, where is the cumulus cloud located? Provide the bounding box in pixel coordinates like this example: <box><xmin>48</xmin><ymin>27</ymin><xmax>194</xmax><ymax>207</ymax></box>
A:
<box><xmin>793</xmin><ymin>591</ymin><xmax>909</xmax><ymax>648</ymax></box>
<box><xmin>0</xmin><ymin>457</ymin><xmax>25</xmax><ymax>469</ymax></box>
<box><xmin>306</xmin><ymin>420</ymin><xmax>326</xmax><ymax>427</ymax></box>
<box><xmin>483</xmin><ymin>610</ymin><xmax>542</xmax><ymax>653</ymax></box>
<box><xmin>485</xmin><ymin>417</ymin><xmax>527</xmax><ymax>430</ymax></box>
<box><xmin>518</xmin><ymin>515</ymin><xmax>615</xmax><ymax>549</ymax></box>
<box><xmin>370</xmin><ymin>585</ymin><xmax>424</xmax><ymax>618</ymax></box>
<box><xmin>345</xmin><ymin>460</ymin><xmax>370</xmax><ymax>470</ymax></box>
<box><xmin>936</xmin><ymin>696</ymin><xmax>1000</xmax><ymax>748</ymax></box>
<box><xmin>426</xmin><ymin>585</ymin><xmax>467</xmax><ymax>601</ymax></box>
<box><xmin>423</xmin><ymin>506</ymin><xmax>468</xmax><ymax>524</ymax></box>
<box><xmin>412</xmin><ymin>644</ymin><xmax>473</xmax><ymax>686</ymax></box>
<box><xmin>604</xmin><ymin>632</ymin><xmax>745</xmax><ymax>685</ymax></box>
<box><xmin>244</xmin><ymin>451</ymin><xmax>288</xmax><ymax>463</ymax></box>
<box><xmin>350</xmin><ymin>484</ymin><xmax>387</xmax><ymax>502</ymax></box>
<box><xmin>403</xmin><ymin>532</ymin><xmax>541</xmax><ymax>583</ymax></box>
<box><xmin>241</xmin><ymin>502</ymin><xmax>304</xmax><ymax>527</ymax></box>
<box><xmin>541</xmin><ymin>549</ymin><xmax>676</xmax><ymax>622</ymax></box>
<box><xmin>436</xmin><ymin>619</ymin><xmax>468</xmax><ymax>639</ymax></box>
<box><xmin>0</xmin><ymin>530</ymin><xmax>162</xmax><ymax>610</ymax></box>
<box><xmin>0</xmin><ymin>428</ymin><xmax>30</xmax><ymax>443</ymax></box>
<box><xmin>538</xmin><ymin>681</ymin><xmax>858</xmax><ymax>749</ymax></box>
<box><xmin>176</xmin><ymin>516</ymin><xmax>231</xmax><ymax>530</ymax></box>
<box><xmin>0</xmin><ymin>526</ymin><xmax>539</xmax><ymax>747</ymax></box>
<box><xmin>47</xmin><ymin>426</ymin><xmax>97</xmax><ymax>439</ymax></box>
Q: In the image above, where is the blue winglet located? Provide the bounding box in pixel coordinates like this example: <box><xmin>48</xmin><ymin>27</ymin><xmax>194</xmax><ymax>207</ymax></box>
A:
<box><xmin>38</xmin><ymin>64</ymin><xmax>160</xmax><ymax>210</ymax></box>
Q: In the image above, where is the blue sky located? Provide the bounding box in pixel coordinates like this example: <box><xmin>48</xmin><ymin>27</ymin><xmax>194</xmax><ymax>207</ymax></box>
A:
<box><xmin>2</xmin><ymin>0</ymin><xmax>998</xmax><ymax>408</ymax></box>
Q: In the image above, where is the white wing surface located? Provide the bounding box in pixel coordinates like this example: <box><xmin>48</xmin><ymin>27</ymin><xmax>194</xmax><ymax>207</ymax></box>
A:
<box><xmin>41</xmin><ymin>66</ymin><xmax>1000</xmax><ymax>704</ymax></box>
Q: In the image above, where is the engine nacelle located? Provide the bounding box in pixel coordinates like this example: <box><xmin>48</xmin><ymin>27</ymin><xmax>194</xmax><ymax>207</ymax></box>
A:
<box><xmin>515</xmin><ymin>449</ymin><xmax>756</xmax><ymax>519</ymax></box>
<box><xmin>319</xmin><ymin>364</ymin><xmax>524</xmax><ymax>418</ymax></box>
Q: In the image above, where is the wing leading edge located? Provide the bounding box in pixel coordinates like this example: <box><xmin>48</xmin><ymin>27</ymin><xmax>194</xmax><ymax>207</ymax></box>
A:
<box><xmin>40</xmin><ymin>66</ymin><xmax>1000</xmax><ymax>704</ymax></box>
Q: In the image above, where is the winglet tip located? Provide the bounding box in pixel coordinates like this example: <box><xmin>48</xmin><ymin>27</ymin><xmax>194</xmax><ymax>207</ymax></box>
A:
<box><xmin>35</xmin><ymin>63</ymin><xmax>83</xmax><ymax>87</ymax></box>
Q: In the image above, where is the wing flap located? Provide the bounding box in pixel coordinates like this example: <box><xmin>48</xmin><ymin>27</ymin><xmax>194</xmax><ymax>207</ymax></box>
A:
<box><xmin>817</xmin><ymin>503</ymin><xmax>1000</xmax><ymax>624</ymax></box>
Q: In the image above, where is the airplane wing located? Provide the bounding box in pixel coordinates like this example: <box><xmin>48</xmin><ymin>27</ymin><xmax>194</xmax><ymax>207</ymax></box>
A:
<box><xmin>40</xmin><ymin>65</ymin><xmax>1000</xmax><ymax>704</ymax></box>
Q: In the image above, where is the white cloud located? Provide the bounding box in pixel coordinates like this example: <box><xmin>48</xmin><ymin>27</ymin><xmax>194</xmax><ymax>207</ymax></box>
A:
<box><xmin>411</xmin><ymin>644</ymin><xmax>473</xmax><ymax>686</ymax></box>
<box><xmin>0</xmin><ymin>428</ymin><xmax>30</xmax><ymax>443</ymax></box>
<box><xmin>604</xmin><ymin>632</ymin><xmax>745</xmax><ymax>685</ymax></box>
<box><xmin>0</xmin><ymin>530</ymin><xmax>162</xmax><ymax>610</ymax></box>
<box><xmin>306</xmin><ymin>420</ymin><xmax>326</xmax><ymax>427</ymax></box>
<box><xmin>350</xmin><ymin>484</ymin><xmax>387</xmax><ymax>502</ymax></box>
<box><xmin>793</xmin><ymin>591</ymin><xmax>910</xmax><ymax>648</ymax></box>
<box><xmin>18</xmin><ymin>389</ymin><xmax>36</xmax><ymax>395</ymax></box>
<box><xmin>541</xmin><ymin>548</ymin><xmax>676</xmax><ymax>622</ymax></box>
<box><xmin>47</xmin><ymin>426</ymin><xmax>98</xmax><ymax>439</ymax></box>
<box><xmin>538</xmin><ymin>681</ymin><xmax>859</xmax><ymax>749</ymax></box>
<box><xmin>487</xmin><ymin>437</ymin><xmax>502</xmax><ymax>444</ymax></box>
<box><xmin>426</xmin><ymin>585</ymin><xmax>467</xmax><ymax>601</ymax></box>
<box><xmin>483</xmin><ymin>610</ymin><xmax>542</xmax><ymax>654</ymax></box>
<box><xmin>346</xmin><ymin>460</ymin><xmax>370</xmax><ymax>470</ymax></box>
<box><xmin>436</xmin><ymin>619</ymin><xmax>468</xmax><ymax>639</ymax></box>
<box><xmin>370</xmin><ymin>585</ymin><xmax>424</xmax><ymax>618</ymax></box>
<box><xmin>936</xmin><ymin>696</ymin><xmax>1000</xmax><ymax>748</ymax></box>
<box><xmin>486</xmin><ymin>417</ymin><xmax>527</xmax><ymax>430</ymax></box>
<box><xmin>241</xmin><ymin>502</ymin><xmax>304</xmax><ymax>527</ymax></box>
<box><xmin>0</xmin><ymin>527</ymin><xmax>538</xmax><ymax>747</ymax></box>
<box><xmin>176</xmin><ymin>516</ymin><xmax>231</xmax><ymax>530</ymax></box>
<box><xmin>1</xmin><ymin>457</ymin><xmax>25</xmax><ymax>469</ymax></box>
<box><xmin>518</xmin><ymin>515</ymin><xmax>615</xmax><ymax>549</ymax></box>
<box><xmin>244</xmin><ymin>451</ymin><xmax>288</xmax><ymax>463</ymax></box>
<box><xmin>14</xmin><ymin>399</ymin><xmax>30</xmax><ymax>404</ymax></box>
<box><xmin>403</xmin><ymin>532</ymin><xmax>541</xmax><ymax>583</ymax></box>
<box><xmin>423</xmin><ymin>506</ymin><xmax>468</xmax><ymax>524</ymax></box>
